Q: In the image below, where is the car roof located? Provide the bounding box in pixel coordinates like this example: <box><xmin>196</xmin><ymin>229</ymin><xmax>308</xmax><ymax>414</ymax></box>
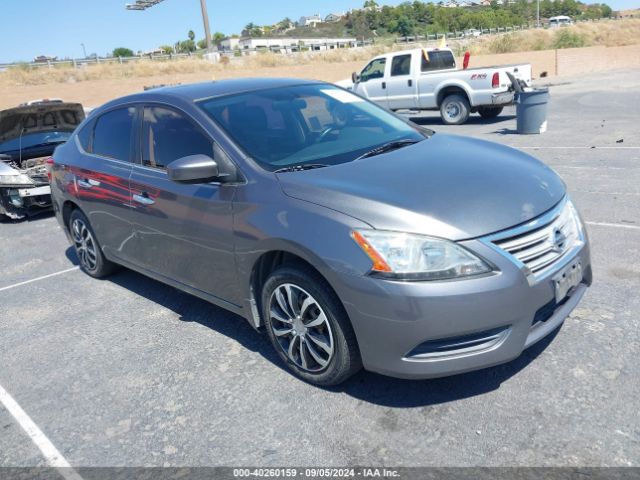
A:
<box><xmin>104</xmin><ymin>77</ymin><xmax>323</xmax><ymax>108</ymax></box>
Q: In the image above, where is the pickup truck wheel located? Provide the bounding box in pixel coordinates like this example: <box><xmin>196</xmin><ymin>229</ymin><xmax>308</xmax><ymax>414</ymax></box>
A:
<box><xmin>262</xmin><ymin>265</ymin><xmax>362</xmax><ymax>386</ymax></box>
<box><xmin>69</xmin><ymin>209</ymin><xmax>118</xmax><ymax>278</ymax></box>
<box><xmin>478</xmin><ymin>106</ymin><xmax>504</xmax><ymax>119</ymax></box>
<box><xmin>440</xmin><ymin>94</ymin><xmax>471</xmax><ymax>125</ymax></box>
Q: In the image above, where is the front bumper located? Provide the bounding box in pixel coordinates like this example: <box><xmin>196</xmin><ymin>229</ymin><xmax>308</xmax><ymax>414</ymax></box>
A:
<box><xmin>336</xmin><ymin>239</ymin><xmax>591</xmax><ymax>380</ymax></box>
<box><xmin>0</xmin><ymin>184</ymin><xmax>52</xmax><ymax>218</ymax></box>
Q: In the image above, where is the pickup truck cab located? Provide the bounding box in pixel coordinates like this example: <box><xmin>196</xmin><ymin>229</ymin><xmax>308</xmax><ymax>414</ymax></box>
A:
<box><xmin>347</xmin><ymin>48</ymin><xmax>532</xmax><ymax>124</ymax></box>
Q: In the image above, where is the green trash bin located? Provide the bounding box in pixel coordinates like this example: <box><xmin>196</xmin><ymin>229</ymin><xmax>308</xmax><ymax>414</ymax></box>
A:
<box><xmin>516</xmin><ymin>88</ymin><xmax>549</xmax><ymax>134</ymax></box>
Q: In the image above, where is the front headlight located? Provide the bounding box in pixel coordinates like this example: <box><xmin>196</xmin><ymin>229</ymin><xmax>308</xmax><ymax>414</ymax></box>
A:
<box><xmin>0</xmin><ymin>174</ymin><xmax>34</xmax><ymax>186</ymax></box>
<box><xmin>351</xmin><ymin>229</ymin><xmax>492</xmax><ymax>281</ymax></box>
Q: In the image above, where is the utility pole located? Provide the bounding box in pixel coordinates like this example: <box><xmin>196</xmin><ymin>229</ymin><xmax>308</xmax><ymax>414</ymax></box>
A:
<box><xmin>126</xmin><ymin>0</ymin><xmax>213</xmax><ymax>51</ymax></box>
<box><xmin>537</xmin><ymin>0</ymin><xmax>540</xmax><ymax>27</ymax></box>
<box><xmin>81</xmin><ymin>43</ymin><xmax>87</xmax><ymax>58</ymax></box>
<box><xmin>200</xmin><ymin>0</ymin><xmax>212</xmax><ymax>51</ymax></box>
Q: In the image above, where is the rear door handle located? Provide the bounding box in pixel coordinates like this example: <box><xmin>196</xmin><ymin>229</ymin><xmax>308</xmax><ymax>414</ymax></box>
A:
<box><xmin>133</xmin><ymin>193</ymin><xmax>155</xmax><ymax>206</ymax></box>
<box><xmin>78</xmin><ymin>178</ymin><xmax>100</xmax><ymax>189</ymax></box>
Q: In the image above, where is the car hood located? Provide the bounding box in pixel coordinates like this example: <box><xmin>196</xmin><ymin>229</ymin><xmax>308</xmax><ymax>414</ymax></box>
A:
<box><xmin>0</xmin><ymin>103</ymin><xmax>84</xmax><ymax>144</ymax></box>
<box><xmin>0</xmin><ymin>161</ymin><xmax>19</xmax><ymax>175</ymax></box>
<box><xmin>277</xmin><ymin>133</ymin><xmax>566</xmax><ymax>240</ymax></box>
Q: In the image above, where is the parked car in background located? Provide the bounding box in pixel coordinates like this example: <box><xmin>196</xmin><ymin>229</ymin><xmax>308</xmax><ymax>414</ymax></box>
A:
<box><xmin>465</xmin><ymin>28</ymin><xmax>482</xmax><ymax>37</ymax></box>
<box><xmin>339</xmin><ymin>47</ymin><xmax>532</xmax><ymax>124</ymax></box>
<box><xmin>0</xmin><ymin>100</ymin><xmax>84</xmax><ymax>219</ymax></box>
<box><xmin>549</xmin><ymin>15</ymin><xmax>573</xmax><ymax>27</ymax></box>
<box><xmin>50</xmin><ymin>79</ymin><xmax>591</xmax><ymax>386</ymax></box>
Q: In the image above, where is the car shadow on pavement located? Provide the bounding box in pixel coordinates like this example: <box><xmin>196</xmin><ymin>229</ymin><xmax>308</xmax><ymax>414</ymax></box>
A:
<box><xmin>336</xmin><ymin>329</ymin><xmax>559</xmax><ymax>407</ymax></box>
<box><xmin>409</xmin><ymin>114</ymin><xmax>516</xmax><ymax>127</ymax></box>
<box><xmin>0</xmin><ymin>210</ymin><xmax>54</xmax><ymax>224</ymax></box>
<box><xmin>71</xmin><ymin>248</ymin><xmax>560</xmax><ymax>408</ymax></box>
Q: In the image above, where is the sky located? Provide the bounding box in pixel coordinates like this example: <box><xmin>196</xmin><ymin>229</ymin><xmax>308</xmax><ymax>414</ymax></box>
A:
<box><xmin>1</xmin><ymin>0</ymin><xmax>638</xmax><ymax>63</ymax></box>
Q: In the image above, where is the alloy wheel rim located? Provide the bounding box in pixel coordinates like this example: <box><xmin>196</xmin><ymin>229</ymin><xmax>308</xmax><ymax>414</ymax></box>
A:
<box><xmin>71</xmin><ymin>218</ymin><xmax>98</xmax><ymax>271</ymax></box>
<box><xmin>269</xmin><ymin>283</ymin><xmax>335</xmax><ymax>372</ymax></box>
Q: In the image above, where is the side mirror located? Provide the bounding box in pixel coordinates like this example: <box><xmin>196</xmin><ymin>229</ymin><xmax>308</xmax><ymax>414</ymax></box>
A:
<box><xmin>167</xmin><ymin>154</ymin><xmax>222</xmax><ymax>184</ymax></box>
<box><xmin>351</xmin><ymin>71</ymin><xmax>360</xmax><ymax>84</ymax></box>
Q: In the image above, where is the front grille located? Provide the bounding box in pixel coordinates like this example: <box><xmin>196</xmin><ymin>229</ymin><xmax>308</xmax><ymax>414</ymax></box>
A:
<box><xmin>491</xmin><ymin>200</ymin><xmax>582</xmax><ymax>275</ymax></box>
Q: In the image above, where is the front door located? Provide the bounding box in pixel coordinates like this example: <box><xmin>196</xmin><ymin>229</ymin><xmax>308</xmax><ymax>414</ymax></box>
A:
<box><xmin>355</xmin><ymin>57</ymin><xmax>388</xmax><ymax>107</ymax></box>
<box><xmin>128</xmin><ymin>105</ymin><xmax>240</xmax><ymax>305</ymax></box>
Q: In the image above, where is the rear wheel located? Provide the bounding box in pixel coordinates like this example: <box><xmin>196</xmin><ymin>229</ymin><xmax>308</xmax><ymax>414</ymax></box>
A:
<box><xmin>440</xmin><ymin>94</ymin><xmax>471</xmax><ymax>125</ymax></box>
<box><xmin>69</xmin><ymin>209</ymin><xmax>117</xmax><ymax>278</ymax></box>
<box><xmin>478</xmin><ymin>106</ymin><xmax>504</xmax><ymax>119</ymax></box>
<box><xmin>262</xmin><ymin>265</ymin><xmax>361</xmax><ymax>386</ymax></box>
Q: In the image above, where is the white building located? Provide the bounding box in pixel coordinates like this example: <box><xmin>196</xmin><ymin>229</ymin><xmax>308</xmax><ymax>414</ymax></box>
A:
<box><xmin>237</xmin><ymin>37</ymin><xmax>357</xmax><ymax>53</ymax></box>
<box><xmin>324</xmin><ymin>13</ymin><xmax>344</xmax><ymax>22</ymax></box>
<box><xmin>297</xmin><ymin>14</ymin><xmax>322</xmax><ymax>27</ymax></box>
<box><xmin>218</xmin><ymin>37</ymin><xmax>240</xmax><ymax>51</ymax></box>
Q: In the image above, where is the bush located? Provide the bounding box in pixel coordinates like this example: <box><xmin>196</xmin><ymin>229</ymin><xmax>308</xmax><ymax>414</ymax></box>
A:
<box><xmin>553</xmin><ymin>29</ymin><xmax>588</xmax><ymax>48</ymax></box>
<box><xmin>112</xmin><ymin>47</ymin><xmax>134</xmax><ymax>58</ymax></box>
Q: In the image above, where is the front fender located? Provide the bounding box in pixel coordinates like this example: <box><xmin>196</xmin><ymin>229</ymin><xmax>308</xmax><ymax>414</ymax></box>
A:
<box><xmin>232</xmin><ymin>193</ymin><xmax>373</xmax><ymax>327</ymax></box>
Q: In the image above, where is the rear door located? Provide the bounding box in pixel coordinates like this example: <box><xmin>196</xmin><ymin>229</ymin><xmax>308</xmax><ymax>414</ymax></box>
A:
<box><xmin>127</xmin><ymin>105</ymin><xmax>240</xmax><ymax>304</ymax></box>
<box><xmin>355</xmin><ymin>57</ymin><xmax>388</xmax><ymax>107</ymax></box>
<box><xmin>417</xmin><ymin>50</ymin><xmax>457</xmax><ymax>109</ymax></box>
<box><xmin>386</xmin><ymin>53</ymin><xmax>417</xmax><ymax>110</ymax></box>
<box><xmin>72</xmin><ymin>106</ymin><xmax>136</xmax><ymax>262</ymax></box>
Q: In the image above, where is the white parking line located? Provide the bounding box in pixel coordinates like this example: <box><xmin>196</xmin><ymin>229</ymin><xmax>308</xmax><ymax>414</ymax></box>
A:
<box><xmin>517</xmin><ymin>146</ymin><xmax>640</xmax><ymax>149</ymax></box>
<box><xmin>0</xmin><ymin>383</ymin><xmax>83</xmax><ymax>480</ymax></box>
<box><xmin>0</xmin><ymin>267</ymin><xmax>79</xmax><ymax>293</ymax></box>
<box><xmin>586</xmin><ymin>221</ymin><xmax>640</xmax><ymax>231</ymax></box>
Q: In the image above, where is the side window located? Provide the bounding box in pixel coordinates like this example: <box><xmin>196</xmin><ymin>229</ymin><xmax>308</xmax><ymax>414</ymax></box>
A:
<box><xmin>76</xmin><ymin>119</ymin><xmax>94</xmax><ymax>153</ymax></box>
<box><xmin>390</xmin><ymin>54</ymin><xmax>411</xmax><ymax>77</ymax></box>
<box><xmin>142</xmin><ymin>107</ymin><xmax>213</xmax><ymax>169</ymax></box>
<box><xmin>93</xmin><ymin>107</ymin><xmax>136</xmax><ymax>161</ymax></box>
<box><xmin>360</xmin><ymin>58</ymin><xmax>386</xmax><ymax>82</ymax></box>
<box><xmin>421</xmin><ymin>51</ymin><xmax>456</xmax><ymax>72</ymax></box>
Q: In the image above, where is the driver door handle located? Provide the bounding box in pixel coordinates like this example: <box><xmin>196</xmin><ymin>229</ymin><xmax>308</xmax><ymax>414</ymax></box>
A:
<box><xmin>133</xmin><ymin>192</ymin><xmax>155</xmax><ymax>206</ymax></box>
<box><xmin>382</xmin><ymin>81</ymin><xmax>386</xmax><ymax>89</ymax></box>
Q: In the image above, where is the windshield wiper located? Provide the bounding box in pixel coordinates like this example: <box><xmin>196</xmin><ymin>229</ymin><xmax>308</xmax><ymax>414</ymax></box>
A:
<box><xmin>355</xmin><ymin>139</ymin><xmax>420</xmax><ymax>161</ymax></box>
<box><xmin>274</xmin><ymin>164</ymin><xmax>329</xmax><ymax>173</ymax></box>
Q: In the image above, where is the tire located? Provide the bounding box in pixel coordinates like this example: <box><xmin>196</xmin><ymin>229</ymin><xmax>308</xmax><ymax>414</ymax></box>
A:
<box><xmin>478</xmin><ymin>106</ymin><xmax>504</xmax><ymax>119</ymax></box>
<box><xmin>261</xmin><ymin>265</ymin><xmax>362</xmax><ymax>386</ymax></box>
<box><xmin>440</xmin><ymin>94</ymin><xmax>471</xmax><ymax>125</ymax></box>
<box><xmin>69</xmin><ymin>209</ymin><xmax>118</xmax><ymax>278</ymax></box>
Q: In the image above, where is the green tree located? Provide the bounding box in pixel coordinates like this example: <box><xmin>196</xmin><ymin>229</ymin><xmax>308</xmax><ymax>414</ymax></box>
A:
<box><xmin>112</xmin><ymin>47</ymin><xmax>134</xmax><ymax>57</ymax></box>
<box><xmin>178</xmin><ymin>39</ymin><xmax>196</xmax><ymax>52</ymax></box>
<box><xmin>159</xmin><ymin>45</ymin><xmax>174</xmax><ymax>54</ymax></box>
<box><xmin>188</xmin><ymin>30</ymin><xmax>195</xmax><ymax>41</ymax></box>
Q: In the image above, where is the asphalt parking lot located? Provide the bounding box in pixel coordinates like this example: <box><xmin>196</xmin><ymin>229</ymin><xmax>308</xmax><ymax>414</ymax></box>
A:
<box><xmin>1</xmin><ymin>68</ymin><xmax>638</xmax><ymax>469</ymax></box>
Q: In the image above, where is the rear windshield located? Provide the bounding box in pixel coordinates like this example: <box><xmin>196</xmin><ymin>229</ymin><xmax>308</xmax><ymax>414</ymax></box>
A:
<box><xmin>198</xmin><ymin>84</ymin><xmax>425</xmax><ymax>171</ymax></box>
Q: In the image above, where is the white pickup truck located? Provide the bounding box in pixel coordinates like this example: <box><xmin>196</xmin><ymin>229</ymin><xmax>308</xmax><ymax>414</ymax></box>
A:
<box><xmin>342</xmin><ymin>48</ymin><xmax>532</xmax><ymax>125</ymax></box>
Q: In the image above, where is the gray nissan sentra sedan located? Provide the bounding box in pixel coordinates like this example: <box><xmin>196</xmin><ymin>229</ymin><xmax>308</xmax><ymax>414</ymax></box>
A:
<box><xmin>50</xmin><ymin>78</ymin><xmax>592</xmax><ymax>386</ymax></box>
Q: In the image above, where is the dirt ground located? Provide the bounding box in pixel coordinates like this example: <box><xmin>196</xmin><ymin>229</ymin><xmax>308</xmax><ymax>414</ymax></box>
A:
<box><xmin>0</xmin><ymin>61</ymin><xmax>362</xmax><ymax>110</ymax></box>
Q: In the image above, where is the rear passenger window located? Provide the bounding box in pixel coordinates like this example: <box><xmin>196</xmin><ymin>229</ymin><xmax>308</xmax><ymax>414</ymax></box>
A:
<box><xmin>76</xmin><ymin>119</ymin><xmax>94</xmax><ymax>152</ymax></box>
<box><xmin>421</xmin><ymin>51</ymin><xmax>456</xmax><ymax>72</ymax></box>
<box><xmin>93</xmin><ymin>107</ymin><xmax>136</xmax><ymax>161</ymax></box>
<box><xmin>142</xmin><ymin>107</ymin><xmax>213</xmax><ymax>169</ymax></box>
<box><xmin>390</xmin><ymin>54</ymin><xmax>411</xmax><ymax>76</ymax></box>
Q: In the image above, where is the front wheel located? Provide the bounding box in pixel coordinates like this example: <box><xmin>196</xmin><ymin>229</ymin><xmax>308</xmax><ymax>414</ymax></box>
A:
<box><xmin>440</xmin><ymin>94</ymin><xmax>471</xmax><ymax>125</ymax></box>
<box><xmin>69</xmin><ymin>209</ymin><xmax>118</xmax><ymax>278</ymax></box>
<box><xmin>262</xmin><ymin>265</ymin><xmax>362</xmax><ymax>386</ymax></box>
<box><xmin>478</xmin><ymin>106</ymin><xmax>504</xmax><ymax>119</ymax></box>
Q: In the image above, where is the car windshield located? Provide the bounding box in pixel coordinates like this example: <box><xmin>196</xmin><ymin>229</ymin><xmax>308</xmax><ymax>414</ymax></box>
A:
<box><xmin>0</xmin><ymin>131</ymin><xmax>71</xmax><ymax>153</ymax></box>
<box><xmin>198</xmin><ymin>84</ymin><xmax>426</xmax><ymax>171</ymax></box>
